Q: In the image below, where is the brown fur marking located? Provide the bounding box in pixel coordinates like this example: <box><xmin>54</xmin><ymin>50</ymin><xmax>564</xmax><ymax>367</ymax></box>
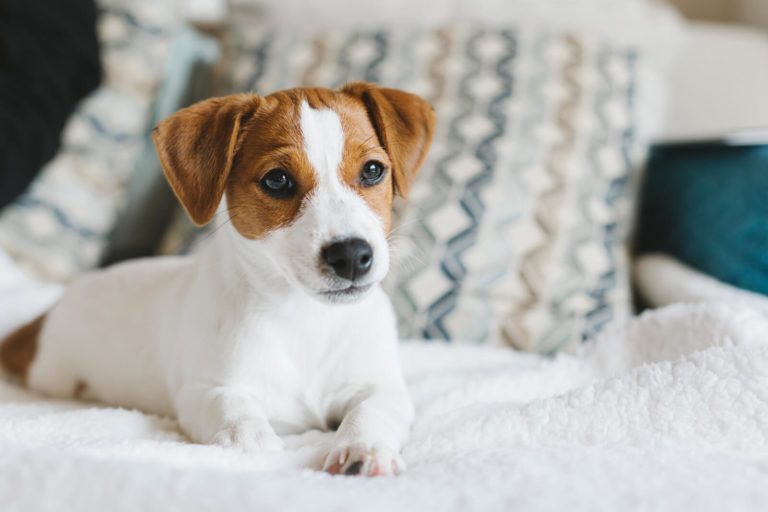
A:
<box><xmin>152</xmin><ymin>84</ymin><xmax>436</xmax><ymax>239</ymax></box>
<box><xmin>0</xmin><ymin>314</ymin><xmax>45</xmax><ymax>383</ymax></box>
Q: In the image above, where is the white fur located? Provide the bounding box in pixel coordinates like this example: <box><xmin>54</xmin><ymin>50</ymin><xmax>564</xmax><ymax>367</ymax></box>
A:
<box><xmin>301</xmin><ymin>100</ymin><xmax>344</xmax><ymax>184</ymax></box>
<box><xmin>25</xmin><ymin>102</ymin><xmax>413</xmax><ymax>476</ymax></box>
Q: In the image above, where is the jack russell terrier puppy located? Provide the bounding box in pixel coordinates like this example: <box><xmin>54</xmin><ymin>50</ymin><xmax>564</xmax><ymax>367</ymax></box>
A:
<box><xmin>0</xmin><ymin>82</ymin><xmax>435</xmax><ymax>477</ymax></box>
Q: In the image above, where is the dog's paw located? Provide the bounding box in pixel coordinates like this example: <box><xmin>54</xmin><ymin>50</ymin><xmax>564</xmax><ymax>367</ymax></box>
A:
<box><xmin>212</xmin><ymin>420</ymin><xmax>284</xmax><ymax>452</ymax></box>
<box><xmin>322</xmin><ymin>442</ymin><xmax>405</xmax><ymax>476</ymax></box>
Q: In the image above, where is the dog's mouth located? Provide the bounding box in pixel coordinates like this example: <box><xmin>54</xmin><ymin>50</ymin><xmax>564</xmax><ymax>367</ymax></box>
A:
<box><xmin>318</xmin><ymin>283</ymin><xmax>373</xmax><ymax>302</ymax></box>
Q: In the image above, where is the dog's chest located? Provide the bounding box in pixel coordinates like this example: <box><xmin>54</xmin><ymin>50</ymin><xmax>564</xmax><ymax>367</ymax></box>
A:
<box><xmin>222</xmin><ymin>298</ymin><xmax>360</xmax><ymax>434</ymax></box>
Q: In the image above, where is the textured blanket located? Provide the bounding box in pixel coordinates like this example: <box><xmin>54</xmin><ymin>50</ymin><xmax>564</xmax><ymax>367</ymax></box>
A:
<box><xmin>1</xmin><ymin>252</ymin><xmax>768</xmax><ymax>511</ymax></box>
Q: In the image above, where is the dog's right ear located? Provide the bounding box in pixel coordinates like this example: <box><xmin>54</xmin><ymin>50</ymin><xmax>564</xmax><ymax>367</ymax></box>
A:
<box><xmin>153</xmin><ymin>94</ymin><xmax>259</xmax><ymax>226</ymax></box>
<box><xmin>341</xmin><ymin>82</ymin><xmax>435</xmax><ymax>200</ymax></box>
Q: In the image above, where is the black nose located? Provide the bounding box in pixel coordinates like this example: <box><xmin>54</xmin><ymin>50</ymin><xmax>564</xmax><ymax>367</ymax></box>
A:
<box><xmin>322</xmin><ymin>238</ymin><xmax>373</xmax><ymax>281</ymax></box>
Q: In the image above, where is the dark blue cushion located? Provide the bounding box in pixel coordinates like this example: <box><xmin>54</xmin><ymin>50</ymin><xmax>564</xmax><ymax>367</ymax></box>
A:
<box><xmin>635</xmin><ymin>143</ymin><xmax>768</xmax><ymax>295</ymax></box>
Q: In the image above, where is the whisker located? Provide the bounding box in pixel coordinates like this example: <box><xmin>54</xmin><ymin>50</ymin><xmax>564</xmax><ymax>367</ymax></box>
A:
<box><xmin>198</xmin><ymin>213</ymin><xmax>241</xmax><ymax>244</ymax></box>
<box><xmin>387</xmin><ymin>217</ymin><xmax>422</xmax><ymax>238</ymax></box>
<box><xmin>213</xmin><ymin>205</ymin><xmax>245</xmax><ymax>216</ymax></box>
<box><xmin>387</xmin><ymin>231</ymin><xmax>427</xmax><ymax>268</ymax></box>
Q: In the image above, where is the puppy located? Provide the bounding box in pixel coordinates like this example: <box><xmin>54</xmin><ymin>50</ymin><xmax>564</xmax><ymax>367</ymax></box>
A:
<box><xmin>0</xmin><ymin>82</ymin><xmax>435</xmax><ymax>476</ymax></box>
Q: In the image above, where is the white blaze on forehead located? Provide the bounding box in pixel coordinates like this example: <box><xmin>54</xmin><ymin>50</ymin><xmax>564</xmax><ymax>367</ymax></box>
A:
<box><xmin>281</xmin><ymin>101</ymin><xmax>390</xmax><ymax>290</ymax></box>
<box><xmin>300</xmin><ymin>100</ymin><xmax>345</xmax><ymax>187</ymax></box>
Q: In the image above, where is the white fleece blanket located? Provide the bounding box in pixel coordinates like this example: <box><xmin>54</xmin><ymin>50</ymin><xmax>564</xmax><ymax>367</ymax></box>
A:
<box><xmin>1</xmin><ymin>251</ymin><xmax>768</xmax><ymax>512</ymax></box>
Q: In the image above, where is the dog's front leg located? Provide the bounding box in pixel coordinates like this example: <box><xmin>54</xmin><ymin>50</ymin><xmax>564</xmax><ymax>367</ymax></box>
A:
<box><xmin>323</xmin><ymin>388</ymin><xmax>414</xmax><ymax>476</ymax></box>
<box><xmin>176</xmin><ymin>384</ymin><xmax>284</xmax><ymax>452</ymax></box>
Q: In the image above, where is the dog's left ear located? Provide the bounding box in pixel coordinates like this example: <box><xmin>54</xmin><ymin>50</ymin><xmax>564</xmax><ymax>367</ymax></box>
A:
<box><xmin>152</xmin><ymin>94</ymin><xmax>259</xmax><ymax>226</ymax></box>
<box><xmin>342</xmin><ymin>82</ymin><xmax>435</xmax><ymax>199</ymax></box>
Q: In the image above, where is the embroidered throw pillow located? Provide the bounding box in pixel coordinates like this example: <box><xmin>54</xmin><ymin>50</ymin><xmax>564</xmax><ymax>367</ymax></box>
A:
<box><xmin>173</xmin><ymin>22</ymin><xmax>655</xmax><ymax>353</ymax></box>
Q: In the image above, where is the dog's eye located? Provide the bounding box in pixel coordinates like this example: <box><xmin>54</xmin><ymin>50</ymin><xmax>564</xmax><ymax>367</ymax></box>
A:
<box><xmin>259</xmin><ymin>169</ymin><xmax>296</xmax><ymax>199</ymax></box>
<box><xmin>360</xmin><ymin>160</ymin><xmax>386</xmax><ymax>187</ymax></box>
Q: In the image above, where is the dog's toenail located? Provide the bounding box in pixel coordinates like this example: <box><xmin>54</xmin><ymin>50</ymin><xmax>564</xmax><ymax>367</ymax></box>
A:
<box><xmin>345</xmin><ymin>461</ymin><xmax>364</xmax><ymax>475</ymax></box>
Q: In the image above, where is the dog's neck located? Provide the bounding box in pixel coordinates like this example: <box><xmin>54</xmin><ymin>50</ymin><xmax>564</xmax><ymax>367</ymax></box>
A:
<box><xmin>192</xmin><ymin>223</ymin><xmax>296</xmax><ymax>304</ymax></box>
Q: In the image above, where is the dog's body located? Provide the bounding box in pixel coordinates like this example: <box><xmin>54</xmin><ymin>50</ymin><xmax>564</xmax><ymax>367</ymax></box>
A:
<box><xmin>0</xmin><ymin>84</ymin><xmax>435</xmax><ymax>476</ymax></box>
<box><xmin>32</xmin><ymin>233</ymin><xmax>406</xmax><ymax>460</ymax></box>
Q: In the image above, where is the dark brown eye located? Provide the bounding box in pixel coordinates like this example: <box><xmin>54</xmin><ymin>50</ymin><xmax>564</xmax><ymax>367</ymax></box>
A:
<box><xmin>360</xmin><ymin>160</ymin><xmax>386</xmax><ymax>187</ymax></box>
<box><xmin>259</xmin><ymin>169</ymin><xmax>296</xmax><ymax>199</ymax></box>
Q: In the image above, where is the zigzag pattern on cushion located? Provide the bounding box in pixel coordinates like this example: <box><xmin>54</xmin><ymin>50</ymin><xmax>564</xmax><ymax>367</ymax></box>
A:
<box><xmin>388</xmin><ymin>28</ymin><xmax>480</xmax><ymax>340</ymax></box>
<box><xmin>502</xmin><ymin>35</ymin><xmax>582</xmax><ymax>351</ymax></box>
<box><xmin>575</xmin><ymin>48</ymin><xmax>629</xmax><ymax>345</ymax></box>
<box><xmin>428</xmin><ymin>30</ymin><xmax>517</xmax><ymax>340</ymax></box>
<box><xmin>494</xmin><ymin>33</ymin><xmax>550</xmax><ymax>349</ymax></box>
<box><xmin>215</xmin><ymin>24</ymin><xmax>638</xmax><ymax>352</ymax></box>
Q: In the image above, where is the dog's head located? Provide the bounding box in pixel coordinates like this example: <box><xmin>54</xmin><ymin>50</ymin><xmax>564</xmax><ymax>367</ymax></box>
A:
<box><xmin>153</xmin><ymin>83</ymin><xmax>435</xmax><ymax>303</ymax></box>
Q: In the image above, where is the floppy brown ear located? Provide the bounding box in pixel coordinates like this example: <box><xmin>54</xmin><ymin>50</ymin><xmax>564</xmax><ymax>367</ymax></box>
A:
<box><xmin>152</xmin><ymin>94</ymin><xmax>258</xmax><ymax>225</ymax></box>
<box><xmin>341</xmin><ymin>82</ymin><xmax>435</xmax><ymax>199</ymax></box>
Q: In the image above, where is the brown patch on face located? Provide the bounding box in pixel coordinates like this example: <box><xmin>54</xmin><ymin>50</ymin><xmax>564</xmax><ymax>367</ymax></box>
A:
<box><xmin>341</xmin><ymin>82</ymin><xmax>436</xmax><ymax>200</ymax></box>
<box><xmin>153</xmin><ymin>84</ymin><xmax>434</xmax><ymax>239</ymax></box>
<box><xmin>333</xmin><ymin>96</ymin><xmax>395</xmax><ymax>233</ymax></box>
<box><xmin>225</xmin><ymin>91</ymin><xmax>318</xmax><ymax>239</ymax></box>
<box><xmin>226</xmin><ymin>88</ymin><xmax>395</xmax><ymax>238</ymax></box>
<box><xmin>0</xmin><ymin>313</ymin><xmax>46</xmax><ymax>384</ymax></box>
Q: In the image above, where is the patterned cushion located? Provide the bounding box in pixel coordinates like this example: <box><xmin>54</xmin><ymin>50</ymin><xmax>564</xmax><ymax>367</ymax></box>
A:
<box><xmin>184</xmin><ymin>24</ymin><xmax>648</xmax><ymax>352</ymax></box>
<box><xmin>0</xmin><ymin>0</ymin><xmax>179</xmax><ymax>281</ymax></box>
